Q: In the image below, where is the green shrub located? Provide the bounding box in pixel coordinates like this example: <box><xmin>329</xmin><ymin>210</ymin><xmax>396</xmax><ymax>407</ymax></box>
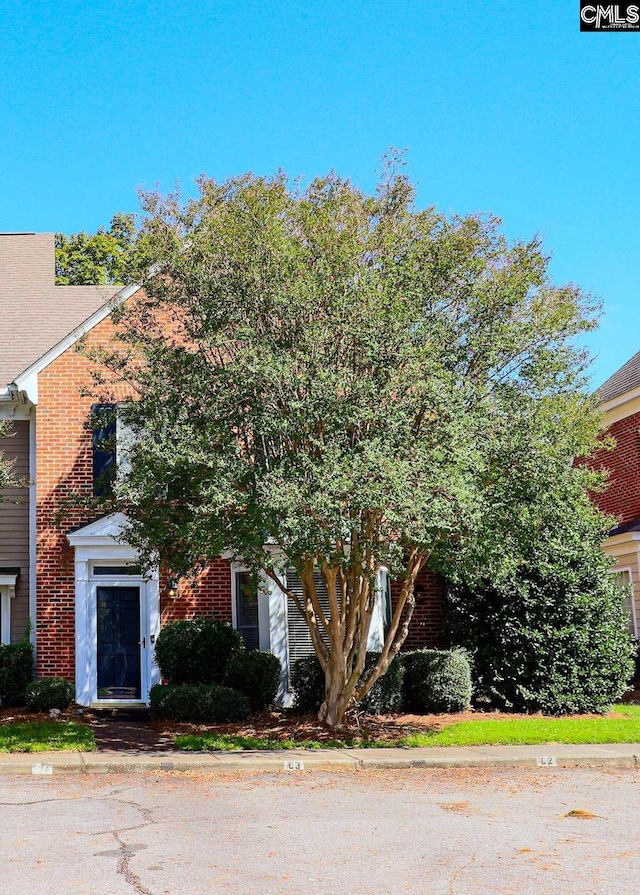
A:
<box><xmin>224</xmin><ymin>651</ymin><xmax>281</xmax><ymax>711</ymax></box>
<box><xmin>154</xmin><ymin>618</ymin><xmax>244</xmax><ymax>685</ymax></box>
<box><xmin>290</xmin><ymin>655</ymin><xmax>325</xmax><ymax>713</ymax></box>
<box><xmin>444</xmin><ymin>561</ymin><xmax>636</xmax><ymax>715</ymax></box>
<box><xmin>0</xmin><ymin>641</ymin><xmax>33</xmax><ymax>707</ymax></box>
<box><xmin>26</xmin><ymin>677</ymin><xmax>74</xmax><ymax>712</ymax></box>
<box><xmin>403</xmin><ymin>649</ymin><xmax>472</xmax><ymax>714</ymax></box>
<box><xmin>359</xmin><ymin>652</ymin><xmax>405</xmax><ymax>715</ymax></box>
<box><xmin>149</xmin><ymin>683</ymin><xmax>249</xmax><ymax>723</ymax></box>
<box><xmin>291</xmin><ymin>652</ymin><xmax>406</xmax><ymax>715</ymax></box>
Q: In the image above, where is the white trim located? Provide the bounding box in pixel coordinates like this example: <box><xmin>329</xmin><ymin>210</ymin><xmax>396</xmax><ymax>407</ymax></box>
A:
<box><xmin>230</xmin><ymin>564</ymin><xmax>272</xmax><ymax>653</ymax></box>
<box><xmin>28</xmin><ymin>416</ymin><xmax>36</xmax><ymax>650</ymax></box>
<box><xmin>604</xmin><ymin>530</ymin><xmax>640</xmax><ymax>548</ymax></box>
<box><xmin>610</xmin><ymin>565</ymin><xmax>638</xmax><ymax>639</ymax></box>
<box><xmin>67</xmin><ymin>512</ymin><xmax>133</xmax><ymax>547</ymax></box>
<box><xmin>0</xmin><ymin>398</ymin><xmax>34</xmax><ymax>421</ymax></box>
<box><xmin>599</xmin><ymin>384</ymin><xmax>640</xmax><ymax>415</ymax></box>
<box><xmin>68</xmin><ymin>513</ymin><xmax>160</xmax><ymax>706</ymax></box>
<box><xmin>11</xmin><ymin>283</ymin><xmax>140</xmax><ymax>404</ymax></box>
<box><xmin>229</xmin><ymin>563</ymin><xmax>290</xmax><ymax>705</ymax></box>
<box><xmin>0</xmin><ymin>573</ymin><xmax>17</xmax><ymax>645</ymax></box>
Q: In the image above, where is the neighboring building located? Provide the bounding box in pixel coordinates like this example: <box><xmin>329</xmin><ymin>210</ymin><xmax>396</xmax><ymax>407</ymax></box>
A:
<box><xmin>0</xmin><ymin>233</ymin><xmax>443</xmax><ymax>707</ymax></box>
<box><xmin>590</xmin><ymin>353</ymin><xmax>640</xmax><ymax>641</ymax></box>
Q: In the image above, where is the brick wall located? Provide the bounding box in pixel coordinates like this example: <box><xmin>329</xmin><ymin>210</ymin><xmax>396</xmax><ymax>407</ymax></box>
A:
<box><xmin>587</xmin><ymin>409</ymin><xmax>640</xmax><ymax>526</ymax></box>
<box><xmin>392</xmin><ymin>567</ymin><xmax>445</xmax><ymax>651</ymax></box>
<box><xmin>160</xmin><ymin>560</ymin><xmax>232</xmax><ymax>626</ymax></box>
<box><xmin>35</xmin><ymin>310</ymin><xmax>234</xmax><ymax>680</ymax></box>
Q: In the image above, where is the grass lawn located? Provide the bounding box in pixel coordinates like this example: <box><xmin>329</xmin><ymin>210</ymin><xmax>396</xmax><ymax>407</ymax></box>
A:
<box><xmin>405</xmin><ymin>704</ymin><xmax>640</xmax><ymax>747</ymax></box>
<box><xmin>174</xmin><ymin>705</ymin><xmax>640</xmax><ymax>752</ymax></box>
<box><xmin>176</xmin><ymin>733</ymin><xmax>353</xmax><ymax>751</ymax></box>
<box><xmin>0</xmin><ymin>721</ymin><xmax>96</xmax><ymax>753</ymax></box>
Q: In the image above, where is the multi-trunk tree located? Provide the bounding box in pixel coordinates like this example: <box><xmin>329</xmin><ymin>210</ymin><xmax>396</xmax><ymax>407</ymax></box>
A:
<box><xmin>95</xmin><ymin>161</ymin><xmax>605</xmax><ymax>728</ymax></box>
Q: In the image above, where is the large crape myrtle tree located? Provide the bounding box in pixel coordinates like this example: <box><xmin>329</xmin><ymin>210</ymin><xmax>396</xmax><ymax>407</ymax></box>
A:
<box><xmin>101</xmin><ymin>159</ymin><xmax>603</xmax><ymax>728</ymax></box>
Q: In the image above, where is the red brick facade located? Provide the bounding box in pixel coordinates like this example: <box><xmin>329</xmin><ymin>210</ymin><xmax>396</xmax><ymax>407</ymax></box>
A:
<box><xmin>35</xmin><ymin>311</ymin><xmax>232</xmax><ymax>679</ymax></box>
<box><xmin>587</xmin><ymin>409</ymin><xmax>640</xmax><ymax>526</ymax></box>
<box><xmin>392</xmin><ymin>567</ymin><xmax>445</xmax><ymax>651</ymax></box>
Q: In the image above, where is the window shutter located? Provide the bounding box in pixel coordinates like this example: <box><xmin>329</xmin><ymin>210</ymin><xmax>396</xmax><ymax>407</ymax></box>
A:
<box><xmin>286</xmin><ymin>570</ymin><xmax>331</xmax><ymax>667</ymax></box>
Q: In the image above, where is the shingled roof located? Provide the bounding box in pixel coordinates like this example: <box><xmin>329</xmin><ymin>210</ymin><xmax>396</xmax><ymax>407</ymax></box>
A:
<box><xmin>0</xmin><ymin>233</ymin><xmax>119</xmax><ymax>387</ymax></box>
<box><xmin>596</xmin><ymin>350</ymin><xmax>640</xmax><ymax>405</ymax></box>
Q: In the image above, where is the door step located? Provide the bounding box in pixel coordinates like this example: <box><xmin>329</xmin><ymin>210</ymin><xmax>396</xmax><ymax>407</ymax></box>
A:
<box><xmin>89</xmin><ymin>704</ymin><xmax>150</xmax><ymax>721</ymax></box>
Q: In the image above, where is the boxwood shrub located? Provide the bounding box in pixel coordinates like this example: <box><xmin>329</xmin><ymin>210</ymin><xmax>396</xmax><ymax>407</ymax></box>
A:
<box><xmin>359</xmin><ymin>652</ymin><xmax>405</xmax><ymax>715</ymax></box>
<box><xmin>26</xmin><ymin>677</ymin><xmax>74</xmax><ymax>712</ymax></box>
<box><xmin>224</xmin><ymin>651</ymin><xmax>281</xmax><ymax>711</ymax></box>
<box><xmin>290</xmin><ymin>652</ymin><xmax>405</xmax><ymax>715</ymax></box>
<box><xmin>154</xmin><ymin>618</ymin><xmax>244</xmax><ymax>685</ymax></box>
<box><xmin>403</xmin><ymin>649</ymin><xmax>472</xmax><ymax>714</ymax></box>
<box><xmin>149</xmin><ymin>683</ymin><xmax>250</xmax><ymax>723</ymax></box>
<box><xmin>0</xmin><ymin>640</ymin><xmax>33</xmax><ymax>707</ymax></box>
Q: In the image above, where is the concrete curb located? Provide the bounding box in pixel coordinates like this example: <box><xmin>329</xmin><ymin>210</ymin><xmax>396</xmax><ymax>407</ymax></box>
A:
<box><xmin>1</xmin><ymin>744</ymin><xmax>639</xmax><ymax>775</ymax></box>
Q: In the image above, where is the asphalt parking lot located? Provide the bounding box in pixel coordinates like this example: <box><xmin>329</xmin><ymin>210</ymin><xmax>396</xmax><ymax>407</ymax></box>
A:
<box><xmin>0</xmin><ymin>767</ymin><xmax>638</xmax><ymax>895</ymax></box>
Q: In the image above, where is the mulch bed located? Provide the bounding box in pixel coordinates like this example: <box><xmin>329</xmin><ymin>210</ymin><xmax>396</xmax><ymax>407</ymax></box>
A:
<box><xmin>149</xmin><ymin>704</ymin><xmax>628</xmax><ymax>745</ymax></box>
<box><xmin>0</xmin><ymin>706</ymin><xmax>91</xmax><ymax>726</ymax></box>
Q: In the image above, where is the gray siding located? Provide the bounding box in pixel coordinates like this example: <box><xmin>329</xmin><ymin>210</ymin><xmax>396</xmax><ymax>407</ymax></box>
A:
<box><xmin>0</xmin><ymin>420</ymin><xmax>30</xmax><ymax>641</ymax></box>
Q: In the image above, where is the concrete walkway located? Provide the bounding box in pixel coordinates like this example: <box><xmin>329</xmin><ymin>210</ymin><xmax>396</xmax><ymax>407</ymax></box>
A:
<box><xmin>1</xmin><ymin>741</ymin><xmax>638</xmax><ymax>775</ymax></box>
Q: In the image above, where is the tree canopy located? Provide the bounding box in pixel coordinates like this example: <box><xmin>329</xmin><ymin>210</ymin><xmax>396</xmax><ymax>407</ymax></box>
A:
<box><xmin>94</xmin><ymin>161</ymin><xmax>605</xmax><ymax>727</ymax></box>
<box><xmin>55</xmin><ymin>212</ymin><xmax>143</xmax><ymax>285</ymax></box>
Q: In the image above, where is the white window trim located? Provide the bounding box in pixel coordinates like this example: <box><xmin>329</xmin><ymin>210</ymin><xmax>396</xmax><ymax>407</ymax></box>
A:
<box><xmin>0</xmin><ymin>573</ymin><xmax>18</xmax><ymax>645</ymax></box>
<box><xmin>230</xmin><ymin>564</ymin><xmax>271</xmax><ymax>653</ymax></box>
<box><xmin>611</xmin><ymin>566</ymin><xmax>638</xmax><ymax>639</ymax></box>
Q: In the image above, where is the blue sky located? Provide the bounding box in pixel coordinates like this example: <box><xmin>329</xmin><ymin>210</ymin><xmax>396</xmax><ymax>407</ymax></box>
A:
<box><xmin>1</xmin><ymin>0</ymin><xmax>638</xmax><ymax>387</ymax></box>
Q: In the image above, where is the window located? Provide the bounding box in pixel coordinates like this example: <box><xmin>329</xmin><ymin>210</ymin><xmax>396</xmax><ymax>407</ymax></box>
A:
<box><xmin>0</xmin><ymin>569</ymin><xmax>18</xmax><ymax>645</ymax></box>
<box><xmin>92</xmin><ymin>404</ymin><xmax>116</xmax><ymax>497</ymax></box>
<box><xmin>92</xmin><ymin>565</ymin><xmax>142</xmax><ymax>577</ymax></box>
<box><xmin>234</xmin><ymin>571</ymin><xmax>260</xmax><ymax>650</ymax></box>
<box><xmin>612</xmin><ymin>570</ymin><xmax>638</xmax><ymax>639</ymax></box>
<box><xmin>91</xmin><ymin>404</ymin><xmax>136</xmax><ymax>497</ymax></box>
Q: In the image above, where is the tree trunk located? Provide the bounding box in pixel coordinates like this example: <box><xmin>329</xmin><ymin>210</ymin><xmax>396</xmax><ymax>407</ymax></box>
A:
<box><xmin>317</xmin><ymin>653</ymin><xmax>351</xmax><ymax>728</ymax></box>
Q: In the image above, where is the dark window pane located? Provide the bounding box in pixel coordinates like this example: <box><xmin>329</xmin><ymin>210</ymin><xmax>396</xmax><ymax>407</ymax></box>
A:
<box><xmin>236</xmin><ymin>572</ymin><xmax>259</xmax><ymax>650</ymax></box>
<box><xmin>93</xmin><ymin>565</ymin><xmax>142</xmax><ymax>576</ymax></box>
<box><xmin>92</xmin><ymin>403</ymin><xmax>116</xmax><ymax>497</ymax></box>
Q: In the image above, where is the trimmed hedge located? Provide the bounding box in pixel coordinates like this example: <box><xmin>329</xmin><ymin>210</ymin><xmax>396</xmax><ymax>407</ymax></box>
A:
<box><xmin>26</xmin><ymin>677</ymin><xmax>74</xmax><ymax>712</ymax></box>
<box><xmin>290</xmin><ymin>652</ymin><xmax>405</xmax><ymax>715</ymax></box>
<box><xmin>149</xmin><ymin>683</ymin><xmax>250</xmax><ymax>723</ymax></box>
<box><xmin>403</xmin><ymin>649</ymin><xmax>472</xmax><ymax>714</ymax></box>
<box><xmin>359</xmin><ymin>652</ymin><xmax>405</xmax><ymax>715</ymax></box>
<box><xmin>0</xmin><ymin>640</ymin><xmax>33</xmax><ymax>707</ymax></box>
<box><xmin>290</xmin><ymin>655</ymin><xmax>325</xmax><ymax>713</ymax></box>
<box><xmin>154</xmin><ymin>618</ymin><xmax>244</xmax><ymax>685</ymax></box>
<box><xmin>224</xmin><ymin>651</ymin><xmax>281</xmax><ymax>711</ymax></box>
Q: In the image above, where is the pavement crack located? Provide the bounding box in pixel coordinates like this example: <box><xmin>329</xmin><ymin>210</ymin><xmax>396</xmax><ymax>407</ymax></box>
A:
<box><xmin>113</xmin><ymin>830</ymin><xmax>156</xmax><ymax>895</ymax></box>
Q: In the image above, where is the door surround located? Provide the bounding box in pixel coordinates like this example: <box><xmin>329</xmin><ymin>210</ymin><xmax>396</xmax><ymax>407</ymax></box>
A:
<box><xmin>68</xmin><ymin>513</ymin><xmax>160</xmax><ymax>706</ymax></box>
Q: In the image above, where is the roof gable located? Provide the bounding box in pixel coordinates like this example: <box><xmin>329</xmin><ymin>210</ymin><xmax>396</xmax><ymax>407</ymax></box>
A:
<box><xmin>597</xmin><ymin>350</ymin><xmax>640</xmax><ymax>405</ymax></box>
<box><xmin>0</xmin><ymin>233</ymin><xmax>121</xmax><ymax>387</ymax></box>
